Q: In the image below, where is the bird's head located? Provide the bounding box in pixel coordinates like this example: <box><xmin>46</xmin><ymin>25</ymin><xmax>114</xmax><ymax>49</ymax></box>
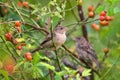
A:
<box><xmin>75</xmin><ymin>36</ymin><xmax>87</xmax><ymax>43</ymax></box>
<box><xmin>54</xmin><ymin>26</ymin><xmax>68</xmax><ymax>34</ymax></box>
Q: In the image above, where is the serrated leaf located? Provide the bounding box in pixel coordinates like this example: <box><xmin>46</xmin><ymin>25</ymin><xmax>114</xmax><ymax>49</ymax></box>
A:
<box><xmin>82</xmin><ymin>69</ymin><xmax>91</xmax><ymax>77</ymax></box>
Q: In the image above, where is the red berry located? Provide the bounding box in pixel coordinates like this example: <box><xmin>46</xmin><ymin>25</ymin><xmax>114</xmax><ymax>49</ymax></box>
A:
<box><xmin>18</xmin><ymin>2</ymin><xmax>23</xmax><ymax>7</ymax></box>
<box><xmin>100</xmin><ymin>21</ymin><xmax>109</xmax><ymax>26</ymax></box>
<box><xmin>4</xmin><ymin>8</ymin><xmax>8</xmax><ymax>13</ymax></box>
<box><xmin>88</xmin><ymin>11</ymin><xmax>94</xmax><ymax>18</ymax></box>
<box><xmin>5</xmin><ymin>32</ymin><xmax>12</xmax><ymax>41</ymax></box>
<box><xmin>100</xmin><ymin>11</ymin><xmax>106</xmax><ymax>16</ymax></box>
<box><xmin>17</xmin><ymin>45</ymin><xmax>22</xmax><ymax>50</ymax></box>
<box><xmin>103</xmin><ymin>48</ymin><xmax>109</xmax><ymax>54</ymax></box>
<box><xmin>4</xmin><ymin>64</ymin><xmax>14</xmax><ymax>74</ymax></box>
<box><xmin>91</xmin><ymin>23</ymin><xmax>100</xmax><ymax>31</ymax></box>
<box><xmin>100</xmin><ymin>16</ymin><xmax>105</xmax><ymax>21</ymax></box>
<box><xmin>22</xmin><ymin>1</ymin><xmax>29</xmax><ymax>7</ymax></box>
<box><xmin>88</xmin><ymin>5</ymin><xmax>94</xmax><ymax>11</ymax></box>
<box><xmin>110</xmin><ymin>16</ymin><xmax>114</xmax><ymax>21</ymax></box>
<box><xmin>105</xmin><ymin>16</ymin><xmax>111</xmax><ymax>21</ymax></box>
<box><xmin>15</xmin><ymin>21</ymin><xmax>21</xmax><ymax>27</ymax></box>
<box><xmin>24</xmin><ymin>52</ymin><xmax>32</xmax><ymax>61</ymax></box>
<box><xmin>106</xmin><ymin>16</ymin><xmax>114</xmax><ymax>21</ymax></box>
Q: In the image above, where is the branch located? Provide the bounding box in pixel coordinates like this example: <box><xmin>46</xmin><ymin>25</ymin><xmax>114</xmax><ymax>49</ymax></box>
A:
<box><xmin>77</xmin><ymin>4</ymin><xmax>88</xmax><ymax>41</ymax></box>
<box><xmin>23</xmin><ymin>22</ymin><xmax>49</xmax><ymax>34</ymax></box>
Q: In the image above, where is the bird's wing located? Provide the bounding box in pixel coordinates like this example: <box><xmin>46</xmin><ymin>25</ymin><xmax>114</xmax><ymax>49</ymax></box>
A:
<box><xmin>78</xmin><ymin>44</ymin><xmax>98</xmax><ymax>60</ymax></box>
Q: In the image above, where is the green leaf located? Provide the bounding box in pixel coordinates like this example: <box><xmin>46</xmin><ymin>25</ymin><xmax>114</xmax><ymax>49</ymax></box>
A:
<box><xmin>32</xmin><ymin>9</ymin><xmax>39</xmax><ymax>15</ymax></box>
<box><xmin>24</xmin><ymin>62</ymin><xmax>32</xmax><ymax>69</ymax></box>
<box><xmin>108</xmin><ymin>7</ymin><xmax>114</xmax><ymax>15</ymax></box>
<box><xmin>61</xmin><ymin>3</ymin><xmax>66</xmax><ymax>9</ymax></box>
<box><xmin>56</xmin><ymin>71</ymin><xmax>67</xmax><ymax>76</ymax></box>
<box><xmin>0</xmin><ymin>69</ymin><xmax>9</xmax><ymax>80</ymax></box>
<box><xmin>32</xmin><ymin>52</ymin><xmax>40</xmax><ymax>65</ymax></box>
<box><xmin>55</xmin><ymin>75</ymin><xmax>62</xmax><ymax>80</ymax></box>
<box><xmin>40</xmin><ymin>56</ymin><xmax>50</xmax><ymax>62</ymax></box>
<box><xmin>54</xmin><ymin>12</ymin><xmax>62</xmax><ymax>18</ymax></box>
<box><xmin>56</xmin><ymin>7</ymin><xmax>61</xmax><ymax>12</ymax></box>
<box><xmin>32</xmin><ymin>67</ymin><xmax>44</xmax><ymax>78</ymax></box>
<box><xmin>82</xmin><ymin>69</ymin><xmax>91</xmax><ymax>77</ymax></box>
<box><xmin>36</xmin><ymin>62</ymin><xmax>55</xmax><ymax>71</ymax></box>
<box><xmin>76</xmin><ymin>74</ymin><xmax>81</xmax><ymax>80</ymax></box>
<box><xmin>15</xmin><ymin>61</ymin><xmax>24</xmax><ymax>68</ymax></box>
<box><xmin>36</xmin><ymin>67</ymin><xmax>44</xmax><ymax>77</ymax></box>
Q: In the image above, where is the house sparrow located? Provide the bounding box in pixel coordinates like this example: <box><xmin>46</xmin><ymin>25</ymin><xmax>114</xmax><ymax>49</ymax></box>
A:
<box><xmin>75</xmin><ymin>36</ymin><xmax>100</xmax><ymax>68</ymax></box>
<box><xmin>31</xmin><ymin>26</ymin><xmax>67</xmax><ymax>53</ymax></box>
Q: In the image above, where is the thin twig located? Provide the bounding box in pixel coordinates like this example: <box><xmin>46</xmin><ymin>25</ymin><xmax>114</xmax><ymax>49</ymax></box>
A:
<box><xmin>10</xmin><ymin>1</ymin><xmax>25</xmax><ymax>22</ymax></box>
<box><xmin>23</xmin><ymin>22</ymin><xmax>49</xmax><ymax>34</ymax></box>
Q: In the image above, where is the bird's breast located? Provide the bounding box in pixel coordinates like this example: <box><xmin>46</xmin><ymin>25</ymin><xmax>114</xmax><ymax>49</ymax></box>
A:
<box><xmin>54</xmin><ymin>33</ymin><xmax>66</xmax><ymax>45</ymax></box>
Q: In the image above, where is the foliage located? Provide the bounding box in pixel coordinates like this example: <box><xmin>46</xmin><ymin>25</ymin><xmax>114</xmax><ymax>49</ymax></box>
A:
<box><xmin>0</xmin><ymin>0</ymin><xmax>120</xmax><ymax>80</ymax></box>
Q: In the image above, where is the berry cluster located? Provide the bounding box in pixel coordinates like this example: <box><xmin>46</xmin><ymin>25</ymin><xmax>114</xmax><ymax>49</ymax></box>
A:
<box><xmin>5</xmin><ymin>21</ymin><xmax>32</xmax><ymax>61</ymax></box>
<box><xmin>5</xmin><ymin>21</ymin><xmax>23</xmax><ymax>50</ymax></box>
<box><xmin>88</xmin><ymin>5</ymin><xmax>95</xmax><ymax>18</ymax></box>
<box><xmin>17</xmin><ymin>1</ymin><xmax>29</xmax><ymax>7</ymax></box>
<box><xmin>88</xmin><ymin>5</ymin><xmax>114</xmax><ymax>31</ymax></box>
<box><xmin>99</xmin><ymin>11</ymin><xmax>114</xmax><ymax>26</ymax></box>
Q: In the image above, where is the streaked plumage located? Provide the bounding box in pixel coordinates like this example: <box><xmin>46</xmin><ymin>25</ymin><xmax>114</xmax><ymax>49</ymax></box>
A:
<box><xmin>75</xmin><ymin>36</ymin><xmax>100</xmax><ymax>68</ymax></box>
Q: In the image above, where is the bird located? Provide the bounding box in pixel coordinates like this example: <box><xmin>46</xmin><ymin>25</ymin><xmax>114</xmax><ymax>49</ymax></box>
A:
<box><xmin>31</xmin><ymin>26</ymin><xmax>67</xmax><ymax>53</ymax></box>
<box><xmin>75</xmin><ymin>36</ymin><xmax>100</xmax><ymax>68</ymax></box>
